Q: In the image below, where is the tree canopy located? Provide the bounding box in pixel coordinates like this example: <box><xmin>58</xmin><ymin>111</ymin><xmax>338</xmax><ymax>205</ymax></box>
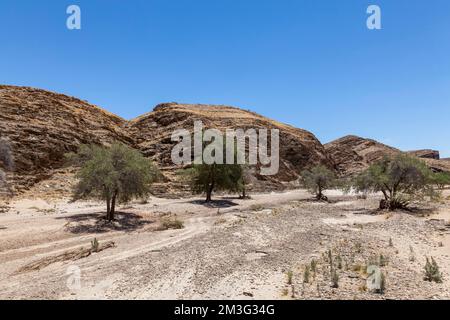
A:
<box><xmin>351</xmin><ymin>154</ymin><xmax>438</xmax><ymax>210</ymax></box>
<box><xmin>300</xmin><ymin>165</ymin><xmax>337</xmax><ymax>201</ymax></box>
<box><xmin>67</xmin><ymin>143</ymin><xmax>159</xmax><ymax>220</ymax></box>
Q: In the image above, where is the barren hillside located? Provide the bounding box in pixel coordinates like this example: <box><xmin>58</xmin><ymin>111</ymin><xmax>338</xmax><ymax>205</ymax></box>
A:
<box><xmin>0</xmin><ymin>86</ymin><xmax>332</xmax><ymax>195</ymax></box>
<box><xmin>128</xmin><ymin>103</ymin><xmax>333</xmax><ymax>191</ymax></box>
<box><xmin>326</xmin><ymin>135</ymin><xmax>450</xmax><ymax>176</ymax></box>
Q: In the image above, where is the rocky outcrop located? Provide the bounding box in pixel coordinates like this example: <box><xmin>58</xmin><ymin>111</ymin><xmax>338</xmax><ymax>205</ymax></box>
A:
<box><xmin>0</xmin><ymin>85</ymin><xmax>133</xmax><ymax>192</ymax></box>
<box><xmin>1</xmin><ymin>86</ymin><xmax>332</xmax><ymax>194</ymax></box>
<box><xmin>407</xmin><ymin>149</ymin><xmax>440</xmax><ymax>160</ymax></box>
<box><xmin>324</xmin><ymin>135</ymin><xmax>399</xmax><ymax>176</ymax></box>
<box><xmin>326</xmin><ymin>135</ymin><xmax>450</xmax><ymax>176</ymax></box>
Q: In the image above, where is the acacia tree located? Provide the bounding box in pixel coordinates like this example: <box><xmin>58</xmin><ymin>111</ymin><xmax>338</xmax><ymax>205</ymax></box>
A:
<box><xmin>352</xmin><ymin>154</ymin><xmax>437</xmax><ymax>210</ymax></box>
<box><xmin>238</xmin><ymin>165</ymin><xmax>255</xmax><ymax>199</ymax></box>
<box><xmin>67</xmin><ymin>143</ymin><xmax>159</xmax><ymax>221</ymax></box>
<box><xmin>0</xmin><ymin>139</ymin><xmax>14</xmax><ymax>193</ymax></box>
<box><xmin>184</xmin><ymin>162</ymin><xmax>243</xmax><ymax>202</ymax></box>
<box><xmin>300</xmin><ymin>165</ymin><xmax>337</xmax><ymax>201</ymax></box>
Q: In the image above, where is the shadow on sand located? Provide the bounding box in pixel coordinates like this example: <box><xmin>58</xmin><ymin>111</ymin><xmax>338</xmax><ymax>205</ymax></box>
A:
<box><xmin>187</xmin><ymin>199</ymin><xmax>239</xmax><ymax>208</ymax></box>
<box><xmin>56</xmin><ymin>211</ymin><xmax>155</xmax><ymax>234</ymax></box>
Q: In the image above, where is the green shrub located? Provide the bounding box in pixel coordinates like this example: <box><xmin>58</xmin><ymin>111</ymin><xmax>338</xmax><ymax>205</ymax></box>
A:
<box><xmin>424</xmin><ymin>257</ymin><xmax>443</xmax><ymax>283</ymax></box>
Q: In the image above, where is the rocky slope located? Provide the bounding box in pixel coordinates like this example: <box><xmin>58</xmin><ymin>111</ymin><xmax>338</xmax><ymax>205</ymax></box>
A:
<box><xmin>128</xmin><ymin>103</ymin><xmax>333</xmax><ymax>191</ymax></box>
<box><xmin>326</xmin><ymin>135</ymin><xmax>450</xmax><ymax>176</ymax></box>
<box><xmin>0</xmin><ymin>86</ymin><xmax>331</xmax><ymax>195</ymax></box>
<box><xmin>407</xmin><ymin>149</ymin><xmax>440</xmax><ymax>160</ymax></box>
<box><xmin>324</xmin><ymin>135</ymin><xmax>399</xmax><ymax>176</ymax></box>
<box><xmin>0</xmin><ymin>85</ymin><xmax>132</xmax><ymax>193</ymax></box>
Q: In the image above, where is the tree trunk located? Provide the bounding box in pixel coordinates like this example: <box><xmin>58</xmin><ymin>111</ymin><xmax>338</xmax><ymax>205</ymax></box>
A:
<box><xmin>109</xmin><ymin>191</ymin><xmax>117</xmax><ymax>221</ymax></box>
<box><xmin>106</xmin><ymin>195</ymin><xmax>111</xmax><ymax>221</ymax></box>
<box><xmin>206</xmin><ymin>183</ymin><xmax>214</xmax><ymax>202</ymax></box>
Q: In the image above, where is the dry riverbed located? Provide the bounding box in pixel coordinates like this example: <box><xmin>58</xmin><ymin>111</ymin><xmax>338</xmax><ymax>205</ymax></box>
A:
<box><xmin>0</xmin><ymin>190</ymin><xmax>449</xmax><ymax>300</ymax></box>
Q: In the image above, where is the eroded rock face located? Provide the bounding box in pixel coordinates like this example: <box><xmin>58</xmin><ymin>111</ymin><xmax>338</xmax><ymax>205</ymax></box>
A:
<box><xmin>1</xmin><ymin>87</ymin><xmax>332</xmax><ymax>194</ymax></box>
<box><xmin>325</xmin><ymin>135</ymin><xmax>450</xmax><ymax>176</ymax></box>
<box><xmin>0</xmin><ymin>85</ymin><xmax>133</xmax><ymax>192</ymax></box>
<box><xmin>324</xmin><ymin>135</ymin><xmax>399</xmax><ymax>176</ymax></box>
<box><xmin>407</xmin><ymin>149</ymin><xmax>440</xmax><ymax>160</ymax></box>
<box><xmin>128</xmin><ymin>103</ymin><xmax>333</xmax><ymax>191</ymax></box>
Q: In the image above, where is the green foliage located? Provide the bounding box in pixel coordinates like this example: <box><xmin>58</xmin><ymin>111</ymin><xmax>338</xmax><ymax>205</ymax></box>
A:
<box><xmin>159</xmin><ymin>217</ymin><xmax>184</xmax><ymax>230</ymax></box>
<box><xmin>310</xmin><ymin>259</ymin><xmax>317</xmax><ymax>274</ymax></box>
<box><xmin>351</xmin><ymin>154</ymin><xmax>438</xmax><ymax>210</ymax></box>
<box><xmin>432</xmin><ymin>172</ymin><xmax>450</xmax><ymax>190</ymax></box>
<box><xmin>303</xmin><ymin>265</ymin><xmax>310</xmax><ymax>284</ymax></box>
<box><xmin>424</xmin><ymin>257</ymin><xmax>443</xmax><ymax>283</ymax></box>
<box><xmin>182</xmin><ymin>162</ymin><xmax>243</xmax><ymax>202</ymax></box>
<box><xmin>286</xmin><ymin>270</ymin><xmax>293</xmax><ymax>285</ymax></box>
<box><xmin>300</xmin><ymin>165</ymin><xmax>337</xmax><ymax>201</ymax></box>
<box><xmin>67</xmin><ymin>143</ymin><xmax>158</xmax><ymax>220</ymax></box>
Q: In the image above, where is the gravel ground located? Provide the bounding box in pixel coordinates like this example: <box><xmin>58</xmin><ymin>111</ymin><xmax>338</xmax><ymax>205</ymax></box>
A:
<box><xmin>0</xmin><ymin>189</ymin><xmax>449</xmax><ymax>300</ymax></box>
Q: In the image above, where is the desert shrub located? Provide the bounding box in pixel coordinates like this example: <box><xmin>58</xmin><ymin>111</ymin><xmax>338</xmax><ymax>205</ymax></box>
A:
<box><xmin>350</xmin><ymin>154</ymin><xmax>438</xmax><ymax>210</ymax></box>
<box><xmin>286</xmin><ymin>270</ymin><xmax>293</xmax><ymax>285</ymax></box>
<box><xmin>303</xmin><ymin>265</ymin><xmax>310</xmax><ymax>284</ymax></box>
<box><xmin>67</xmin><ymin>143</ymin><xmax>159</xmax><ymax>221</ymax></box>
<box><xmin>388</xmin><ymin>237</ymin><xmax>394</xmax><ymax>247</ymax></box>
<box><xmin>424</xmin><ymin>257</ymin><xmax>443</xmax><ymax>283</ymax></box>
<box><xmin>300</xmin><ymin>165</ymin><xmax>337</xmax><ymax>201</ymax></box>
<box><xmin>91</xmin><ymin>238</ymin><xmax>99</xmax><ymax>252</ymax></box>
<box><xmin>310</xmin><ymin>259</ymin><xmax>317</xmax><ymax>274</ymax></box>
<box><xmin>159</xmin><ymin>217</ymin><xmax>184</xmax><ymax>230</ymax></box>
<box><xmin>331</xmin><ymin>269</ymin><xmax>339</xmax><ymax>288</ymax></box>
<box><xmin>433</xmin><ymin>172</ymin><xmax>450</xmax><ymax>190</ymax></box>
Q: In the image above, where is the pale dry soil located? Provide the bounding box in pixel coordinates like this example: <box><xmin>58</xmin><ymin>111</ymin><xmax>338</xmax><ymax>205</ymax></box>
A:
<box><xmin>0</xmin><ymin>190</ymin><xmax>449</xmax><ymax>300</ymax></box>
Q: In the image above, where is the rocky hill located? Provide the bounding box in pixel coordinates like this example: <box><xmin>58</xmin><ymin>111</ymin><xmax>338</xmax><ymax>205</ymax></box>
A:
<box><xmin>0</xmin><ymin>85</ymin><xmax>132</xmax><ymax>193</ymax></box>
<box><xmin>325</xmin><ymin>135</ymin><xmax>450</xmax><ymax>176</ymax></box>
<box><xmin>407</xmin><ymin>149</ymin><xmax>440</xmax><ymax>160</ymax></box>
<box><xmin>324</xmin><ymin>135</ymin><xmax>399</xmax><ymax>176</ymax></box>
<box><xmin>0</xmin><ymin>86</ymin><xmax>332</xmax><ymax>196</ymax></box>
<box><xmin>127</xmin><ymin>103</ymin><xmax>333</xmax><ymax>192</ymax></box>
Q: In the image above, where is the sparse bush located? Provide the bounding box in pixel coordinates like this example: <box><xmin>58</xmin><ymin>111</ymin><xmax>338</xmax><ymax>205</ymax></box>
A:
<box><xmin>286</xmin><ymin>270</ymin><xmax>293</xmax><ymax>285</ymax></box>
<box><xmin>379</xmin><ymin>254</ymin><xmax>389</xmax><ymax>267</ymax></box>
<box><xmin>336</xmin><ymin>254</ymin><xmax>343</xmax><ymax>269</ymax></box>
<box><xmin>389</xmin><ymin>237</ymin><xmax>394</xmax><ymax>247</ymax></box>
<box><xmin>432</xmin><ymin>172</ymin><xmax>450</xmax><ymax>190</ymax></box>
<box><xmin>350</xmin><ymin>154</ymin><xmax>439</xmax><ymax>210</ymax></box>
<box><xmin>424</xmin><ymin>257</ymin><xmax>443</xmax><ymax>283</ymax></box>
<box><xmin>310</xmin><ymin>259</ymin><xmax>317</xmax><ymax>274</ymax></box>
<box><xmin>249</xmin><ymin>204</ymin><xmax>264</xmax><ymax>211</ymax></box>
<box><xmin>300</xmin><ymin>165</ymin><xmax>337</xmax><ymax>201</ymax></box>
<box><xmin>159</xmin><ymin>217</ymin><xmax>184</xmax><ymax>230</ymax></box>
<box><xmin>67</xmin><ymin>143</ymin><xmax>159</xmax><ymax>221</ymax></box>
<box><xmin>91</xmin><ymin>238</ymin><xmax>99</xmax><ymax>252</ymax></box>
<box><xmin>331</xmin><ymin>269</ymin><xmax>339</xmax><ymax>288</ymax></box>
<box><xmin>303</xmin><ymin>265</ymin><xmax>310</xmax><ymax>284</ymax></box>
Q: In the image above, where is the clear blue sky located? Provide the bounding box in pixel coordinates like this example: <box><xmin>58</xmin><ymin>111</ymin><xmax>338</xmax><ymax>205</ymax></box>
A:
<box><xmin>1</xmin><ymin>0</ymin><xmax>449</xmax><ymax>157</ymax></box>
